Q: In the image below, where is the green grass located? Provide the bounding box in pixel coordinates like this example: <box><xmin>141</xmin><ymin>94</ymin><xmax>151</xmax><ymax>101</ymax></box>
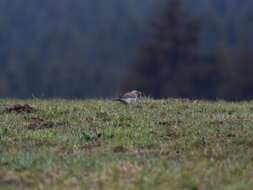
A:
<box><xmin>1</xmin><ymin>98</ymin><xmax>253</xmax><ymax>189</ymax></box>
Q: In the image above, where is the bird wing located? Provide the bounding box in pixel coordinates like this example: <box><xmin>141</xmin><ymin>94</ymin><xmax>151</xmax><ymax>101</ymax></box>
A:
<box><xmin>121</xmin><ymin>92</ymin><xmax>136</xmax><ymax>99</ymax></box>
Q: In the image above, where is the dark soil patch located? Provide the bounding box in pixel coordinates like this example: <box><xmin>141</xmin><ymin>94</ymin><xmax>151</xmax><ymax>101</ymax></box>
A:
<box><xmin>81</xmin><ymin>141</ymin><xmax>102</xmax><ymax>150</ymax></box>
<box><xmin>5</xmin><ymin>104</ymin><xmax>36</xmax><ymax>113</ymax></box>
<box><xmin>113</xmin><ymin>144</ymin><xmax>162</xmax><ymax>156</ymax></box>
<box><xmin>25</xmin><ymin>117</ymin><xmax>69</xmax><ymax>130</ymax></box>
<box><xmin>0</xmin><ymin>172</ymin><xmax>32</xmax><ymax>188</ymax></box>
<box><xmin>113</xmin><ymin>145</ymin><xmax>129</xmax><ymax>153</ymax></box>
<box><xmin>56</xmin><ymin>142</ymin><xmax>102</xmax><ymax>155</ymax></box>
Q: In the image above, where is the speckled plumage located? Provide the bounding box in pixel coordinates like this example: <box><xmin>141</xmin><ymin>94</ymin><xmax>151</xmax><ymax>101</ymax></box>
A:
<box><xmin>117</xmin><ymin>90</ymin><xmax>141</xmax><ymax>104</ymax></box>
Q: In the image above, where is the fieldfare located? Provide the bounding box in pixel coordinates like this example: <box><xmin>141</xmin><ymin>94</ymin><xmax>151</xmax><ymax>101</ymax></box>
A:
<box><xmin>116</xmin><ymin>90</ymin><xmax>142</xmax><ymax>104</ymax></box>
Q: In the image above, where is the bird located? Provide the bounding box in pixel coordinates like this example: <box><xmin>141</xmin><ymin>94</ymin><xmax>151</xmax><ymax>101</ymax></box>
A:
<box><xmin>115</xmin><ymin>90</ymin><xmax>142</xmax><ymax>104</ymax></box>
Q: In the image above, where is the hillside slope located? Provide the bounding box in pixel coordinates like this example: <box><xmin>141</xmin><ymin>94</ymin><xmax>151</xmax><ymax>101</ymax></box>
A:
<box><xmin>1</xmin><ymin>99</ymin><xmax>253</xmax><ymax>189</ymax></box>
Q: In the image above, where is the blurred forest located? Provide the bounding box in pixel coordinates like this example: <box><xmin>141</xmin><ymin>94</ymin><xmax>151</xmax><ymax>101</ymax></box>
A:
<box><xmin>124</xmin><ymin>0</ymin><xmax>253</xmax><ymax>100</ymax></box>
<box><xmin>1</xmin><ymin>0</ymin><xmax>253</xmax><ymax>100</ymax></box>
<box><xmin>0</xmin><ymin>0</ymin><xmax>162</xmax><ymax>98</ymax></box>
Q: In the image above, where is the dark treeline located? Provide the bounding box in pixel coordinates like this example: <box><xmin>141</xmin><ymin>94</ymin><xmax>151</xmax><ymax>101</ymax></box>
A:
<box><xmin>0</xmin><ymin>0</ymin><xmax>161</xmax><ymax>98</ymax></box>
<box><xmin>123</xmin><ymin>0</ymin><xmax>253</xmax><ymax>101</ymax></box>
<box><xmin>1</xmin><ymin>0</ymin><xmax>253</xmax><ymax>99</ymax></box>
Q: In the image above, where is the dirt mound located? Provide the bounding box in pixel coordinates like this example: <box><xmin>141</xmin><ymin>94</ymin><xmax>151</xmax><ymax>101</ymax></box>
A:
<box><xmin>25</xmin><ymin>117</ymin><xmax>68</xmax><ymax>130</ymax></box>
<box><xmin>5</xmin><ymin>104</ymin><xmax>35</xmax><ymax>113</ymax></box>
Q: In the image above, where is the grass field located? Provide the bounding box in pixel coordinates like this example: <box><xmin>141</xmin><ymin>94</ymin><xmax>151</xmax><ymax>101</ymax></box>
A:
<box><xmin>1</xmin><ymin>98</ymin><xmax>253</xmax><ymax>189</ymax></box>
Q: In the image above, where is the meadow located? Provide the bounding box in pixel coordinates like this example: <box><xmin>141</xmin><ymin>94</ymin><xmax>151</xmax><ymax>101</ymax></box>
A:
<box><xmin>1</xmin><ymin>98</ymin><xmax>253</xmax><ymax>189</ymax></box>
